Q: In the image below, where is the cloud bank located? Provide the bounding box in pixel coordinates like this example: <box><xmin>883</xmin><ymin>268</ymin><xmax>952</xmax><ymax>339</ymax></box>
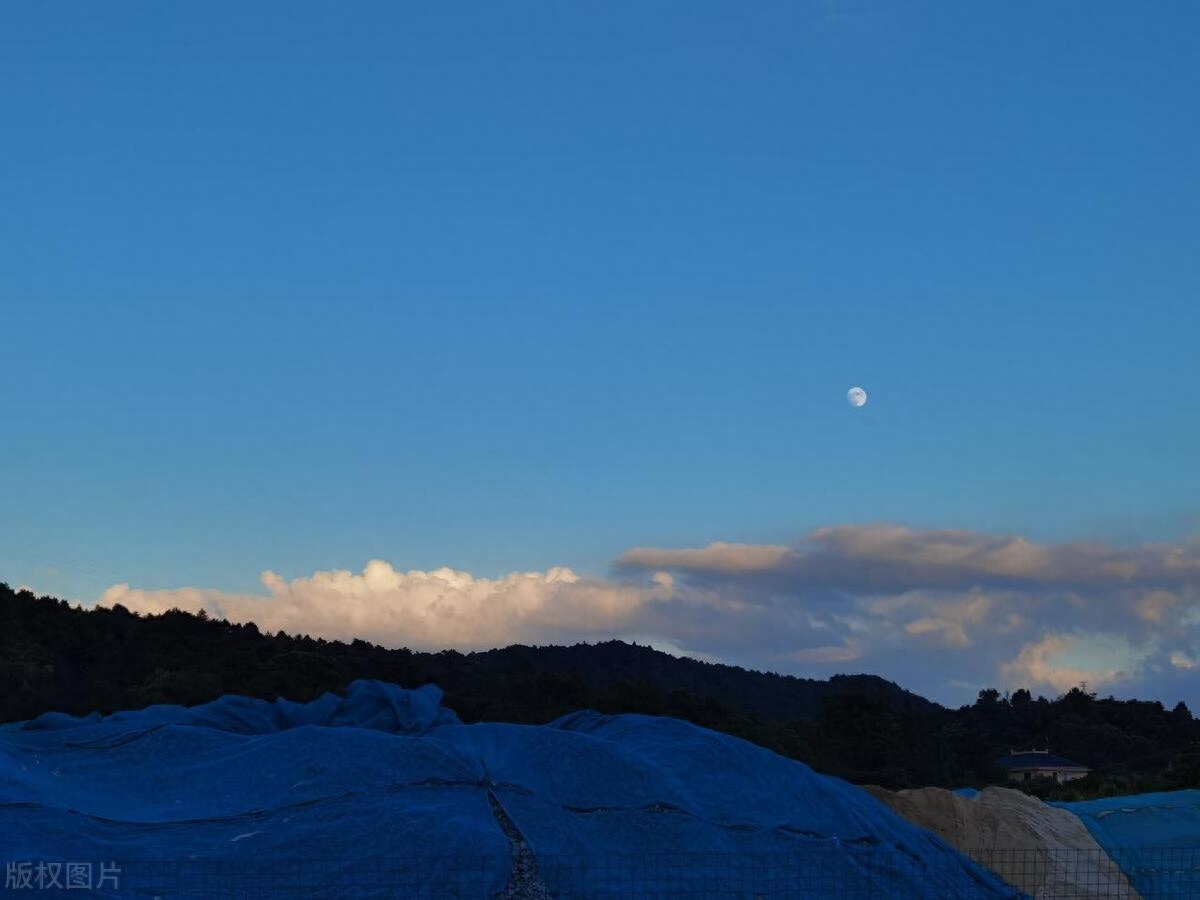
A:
<box><xmin>99</xmin><ymin>562</ymin><xmax>674</xmax><ymax>650</ymax></box>
<box><xmin>97</xmin><ymin>525</ymin><xmax>1200</xmax><ymax>707</ymax></box>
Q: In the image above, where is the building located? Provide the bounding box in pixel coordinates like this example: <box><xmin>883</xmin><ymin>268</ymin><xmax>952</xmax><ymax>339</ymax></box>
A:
<box><xmin>994</xmin><ymin>749</ymin><xmax>1090</xmax><ymax>784</ymax></box>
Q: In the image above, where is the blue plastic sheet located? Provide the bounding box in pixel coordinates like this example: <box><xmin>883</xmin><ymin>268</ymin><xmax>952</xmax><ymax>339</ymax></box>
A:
<box><xmin>1057</xmin><ymin>790</ymin><xmax>1200</xmax><ymax>897</ymax></box>
<box><xmin>1</xmin><ymin>681</ymin><xmax>1019</xmax><ymax>898</ymax></box>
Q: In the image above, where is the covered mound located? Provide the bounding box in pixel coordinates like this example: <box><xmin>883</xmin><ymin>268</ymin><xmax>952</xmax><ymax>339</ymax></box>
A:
<box><xmin>0</xmin><ymin>681</ymin><xmax>1017</xmax><ymax>898</ymax></box>
<box><xmin>1058</xmin><ymin>791</ymin><xmax>1200</xmax><ymax>897</ymax></box>
<box><xmin>864</xmin><ymin>785</ymin><xmax>1136</xmax><ymax>899</ymax></box>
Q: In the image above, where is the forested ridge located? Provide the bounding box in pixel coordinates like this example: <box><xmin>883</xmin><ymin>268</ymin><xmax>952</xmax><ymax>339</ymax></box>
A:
<box><xmin>3</xmin><ymin>582</ymin><xmax>1198</xmax><ymax>797</ymax></box>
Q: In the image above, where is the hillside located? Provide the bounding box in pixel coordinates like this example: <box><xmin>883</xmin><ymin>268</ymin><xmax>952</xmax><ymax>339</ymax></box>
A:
<box><xmin>469</xmin><ymin>640</ymin><xmax>938</xmax><ymax>721</ymax></box>
<box><xmin>0</xmin><ymin>583</ymin><xmax>927</xmax><ymax>723</ymax></box>
<box><xmin>2</xmin><ymin>582</ymin><xmax>1198</xmax><ymax>792</ymax></box>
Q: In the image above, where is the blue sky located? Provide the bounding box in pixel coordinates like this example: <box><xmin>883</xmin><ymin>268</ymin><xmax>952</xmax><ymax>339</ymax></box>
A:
<box><xmin>3</xmin><ymin>3</ymin><xmax>1199</xmax><ymax>705</ymax></box>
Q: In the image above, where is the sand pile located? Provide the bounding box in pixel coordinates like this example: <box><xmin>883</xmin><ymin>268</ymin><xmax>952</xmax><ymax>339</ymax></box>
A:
<box><xmin>864</xmin><ymin>786</ymin><xmax>1139</xmax><ymax>899</ymax></box>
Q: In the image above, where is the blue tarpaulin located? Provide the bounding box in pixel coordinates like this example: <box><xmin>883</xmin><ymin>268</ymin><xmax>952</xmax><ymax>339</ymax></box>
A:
<box><xmin>1057</xmin><ymin>791</ymin><xmax>1200</xmax><ymax>898</ymax></box>
<box><xmin>0</xmin><ymin>681</ymin><xmax>1020</xmax><ymax>898</ymax></box>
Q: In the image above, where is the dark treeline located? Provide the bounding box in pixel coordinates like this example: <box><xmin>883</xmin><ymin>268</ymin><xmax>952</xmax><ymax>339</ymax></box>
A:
<box><xmin>3</xmin><ymin>583</ymin><xmax>1198</xmax><ymax>796</ymax></box>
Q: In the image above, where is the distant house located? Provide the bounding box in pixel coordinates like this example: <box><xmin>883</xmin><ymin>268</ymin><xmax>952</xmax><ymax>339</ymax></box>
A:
<box><xmin>995</xmin><ymin>749</ymin><xmax>1090</xmax><ymax>784</ymax></box>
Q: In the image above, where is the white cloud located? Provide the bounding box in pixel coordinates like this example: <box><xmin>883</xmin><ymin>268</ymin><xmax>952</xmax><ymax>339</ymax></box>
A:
<box><xmin>99</xmin><ymin>560</ymin><xmax>673</xmax><ymax>651</ymax></box>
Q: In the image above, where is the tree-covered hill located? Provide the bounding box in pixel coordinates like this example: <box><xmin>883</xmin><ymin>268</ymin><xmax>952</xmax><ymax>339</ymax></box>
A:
<box><xmin>3</xmin><ymin>582</ymin><xmax>1198</xmax><ymax>795</ymax></box>
<box><xmin>470</xmin><ymin>640</ymin><xmax>938</xmax><ymax>721</ymax></box>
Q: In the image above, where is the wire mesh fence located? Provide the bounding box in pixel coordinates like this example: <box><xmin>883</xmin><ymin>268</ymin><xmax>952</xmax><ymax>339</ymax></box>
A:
<box><xmin>3</xmin><ymin>847</ymin><xmax>1199</xmax><ymax>898</ymax></box>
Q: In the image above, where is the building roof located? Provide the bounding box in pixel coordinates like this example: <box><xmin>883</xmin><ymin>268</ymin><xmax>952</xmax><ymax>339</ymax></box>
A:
<box><xmin>994</xmin><ymin>750</ymin><xmax>1089</xmax><ymax>771</ymax></box>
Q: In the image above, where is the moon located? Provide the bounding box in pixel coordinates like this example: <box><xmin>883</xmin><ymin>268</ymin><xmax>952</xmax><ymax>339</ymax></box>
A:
<box><xmin>847</xmin><ymin>386</ymin><xmax>867</xmax><ymax>408</ymax></box>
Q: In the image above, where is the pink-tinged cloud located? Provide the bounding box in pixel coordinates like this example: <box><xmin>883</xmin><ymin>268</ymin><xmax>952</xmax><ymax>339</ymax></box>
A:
<box><xmin>786</xmin><ymin>641</ymin><xmax>863</xmax><ymax>663</ymax></box>
<box><xmin>620</xmin><ymin>524</ymin><xmax>1200</xmax><ymax>591</ymax></box>
<box><xmin>999</xmin><ymin>632</ymin><xmax>1154</xmax><ymax>694</ymax></box>
<box><xmin>616</xmin><ymin>542</ymin><xmax>793</xmax><ymax>573</ymax></box>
